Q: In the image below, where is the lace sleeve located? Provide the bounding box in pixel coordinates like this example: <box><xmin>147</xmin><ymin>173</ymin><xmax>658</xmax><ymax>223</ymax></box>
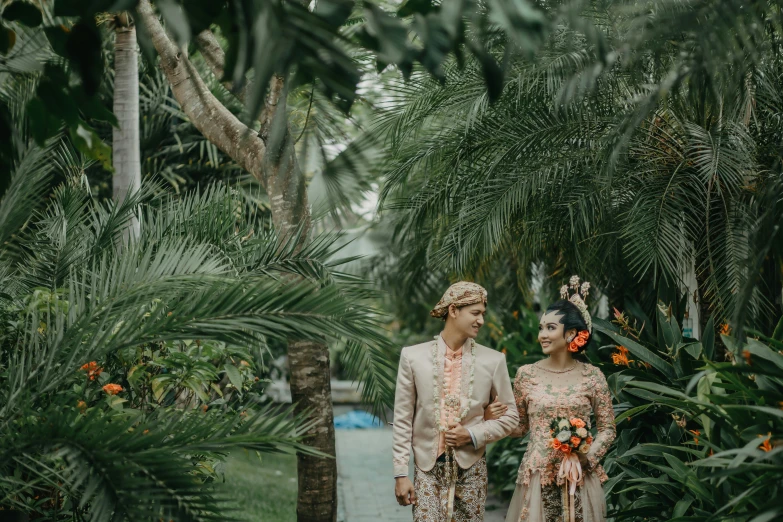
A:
<box><xmin>586</xmin><ymin>366</ymin><xmax>616</xmax><ymax>470</ymax></box>
<box><xmin>509</xmin><ymin>366</ymin><xmax>530</xmax><ymax>438</ymax></box>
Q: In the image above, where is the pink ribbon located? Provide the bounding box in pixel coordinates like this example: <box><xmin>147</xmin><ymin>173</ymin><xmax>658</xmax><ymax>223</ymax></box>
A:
<box><xmin>557</xmin><ymin>454</ymin><xmax>583</xmax><ymax>522</ymax></box>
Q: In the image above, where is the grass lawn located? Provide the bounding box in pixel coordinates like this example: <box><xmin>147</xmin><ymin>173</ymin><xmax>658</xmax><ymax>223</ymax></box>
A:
<box><xmin>221</xmin><ymin>450</ymin><xmax>298</xmax><ymax>521</ymax></box>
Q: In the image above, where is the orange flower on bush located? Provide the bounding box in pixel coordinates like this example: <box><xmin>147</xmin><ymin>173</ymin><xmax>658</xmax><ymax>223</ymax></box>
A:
<box><xmin>102</xmin><ymin>383</ymin><xmax>123</xmax><ymax>395</ymax></box>
<box><xmin>689</xmin><ymin>429</ymin><xmax>700</xmax><ymax>444</ymax></box>
<box><xmin>720</xmin><ymin>323</ymin><xmax>731</xmax><ymax>336</ymax></box>
<box><xmin>570</xmin><ymin>418</ymin><xmax>586</xmax><ymax>429</ymax></box>
<box><xmin>742</xmin><ymin>350</ymin><xmax>752</xmax><ymax>366</ymax></box>
<box><xmin>77</xmin><ymin>400</ymin><xmax>87</xmax><ymax>412</ymax></box>
<box><xmin>759</xmin><ymin>433</ymin><xmax>772</xmax><ymax>452</ymax></box>
<box><xmin>80</xmin><ymin>361</ymin><xmax>103</xmax><ymax>381</ymax></box>
<box><xmin>611</xmin><ymin>350</ymin><xmax>633</xmax><ymax>366</ymax></box>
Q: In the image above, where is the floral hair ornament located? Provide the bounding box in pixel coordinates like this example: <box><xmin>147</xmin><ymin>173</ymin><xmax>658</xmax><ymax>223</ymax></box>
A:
<box><xmin>559</xmin><ymin>275</ymin><xmax>593</xmax><ymax>349</ymax></box>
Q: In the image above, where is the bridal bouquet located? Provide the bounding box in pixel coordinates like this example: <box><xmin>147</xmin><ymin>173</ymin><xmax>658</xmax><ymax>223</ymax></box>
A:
<box><xmin>549</xmin><ymin>417</ymin><xmax>593</xmax><ymax>455</ymax></box>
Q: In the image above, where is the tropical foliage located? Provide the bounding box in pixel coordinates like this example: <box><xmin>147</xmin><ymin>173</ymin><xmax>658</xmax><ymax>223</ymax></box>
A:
<box><xmin>371</xmin><ymin>0</ymin><xmax>783</xmax><ymax>333</ymax></box>
<box><xmin>0</xmin><ymin>141</ymin><xmax>394</xmax><ymax>519</ymax></box>
<box><xmin>487</xmin><ymin>302</ymin><xmax>783</xmax><ymax>521</ymax></box>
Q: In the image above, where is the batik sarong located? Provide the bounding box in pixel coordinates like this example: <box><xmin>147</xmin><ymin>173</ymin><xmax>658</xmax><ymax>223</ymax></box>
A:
<box><xmin>412</xmin><ymin>455</ymin><xmax>487</xmax><ymax>522</ymax></box>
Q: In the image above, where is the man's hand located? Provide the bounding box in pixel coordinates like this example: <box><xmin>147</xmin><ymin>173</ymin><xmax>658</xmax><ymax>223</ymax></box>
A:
<box><xmin>395</xmin><ymin>477</ymin><xmax>416</xmax><ymax>506</ymax></box>
<box><xmin>445</xmin><ymin>423</ymin><xmax>472</xmax><ymax>448</ymax></box>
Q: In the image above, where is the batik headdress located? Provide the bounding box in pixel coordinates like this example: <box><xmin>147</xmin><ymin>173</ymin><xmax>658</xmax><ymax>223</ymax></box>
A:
<box><xmin>430</xmin><ymin>281</ymin><xmax>488</xmax><ymax>319</ymax></box>
<box><xmin>560</xmin><ymin>275</ymin><xmax>592</xmax><ymax>334</ymax></box>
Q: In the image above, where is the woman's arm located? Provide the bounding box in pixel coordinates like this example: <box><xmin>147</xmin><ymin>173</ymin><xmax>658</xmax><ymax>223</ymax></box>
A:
<box><xmin>508</xmin><ymin>366</ymin><xmax>530</xmax><ymax>438</ymax></box>
<box><xmin>585</xmin><ymin>367</ymin><xmax>616</xmax><ymax>470</ymax></box>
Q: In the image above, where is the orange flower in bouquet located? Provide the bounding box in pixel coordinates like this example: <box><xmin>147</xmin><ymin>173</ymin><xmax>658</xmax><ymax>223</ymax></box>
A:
<box><xmin>550</xmin><ymin>416</ymin><xmax>590</xmax><ymax>456</ymax></box>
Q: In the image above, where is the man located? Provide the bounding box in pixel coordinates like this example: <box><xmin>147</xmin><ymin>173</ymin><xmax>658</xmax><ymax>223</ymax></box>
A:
<box><xmin>393</xmin><ymin>282</ymin><xmax>519</xmax><ymax>521</ymax></box>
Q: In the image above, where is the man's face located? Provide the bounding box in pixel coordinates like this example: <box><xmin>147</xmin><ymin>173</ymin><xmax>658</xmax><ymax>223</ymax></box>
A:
<box><xmin>448</xmin><ymin>302</ymin><xmax>486</xmax><ymax>338</ymax></box>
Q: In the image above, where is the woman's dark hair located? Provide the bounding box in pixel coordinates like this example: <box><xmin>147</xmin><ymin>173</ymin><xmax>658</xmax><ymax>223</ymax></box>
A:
<box><xmin>545</xmin><ymin>299</ymin><xmax>592</xmax><ymax>354</ymax></box>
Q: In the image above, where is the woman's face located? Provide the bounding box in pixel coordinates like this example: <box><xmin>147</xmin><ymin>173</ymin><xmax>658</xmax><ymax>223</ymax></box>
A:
<box><xmin>538</xmin><ymin>311</ymin><xmax>575</xmax><ymax>356</ymax></box>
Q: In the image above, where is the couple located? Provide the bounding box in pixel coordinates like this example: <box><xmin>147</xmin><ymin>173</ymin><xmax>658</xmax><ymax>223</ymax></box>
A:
<box><xmin>392</xmin><ymin>280</ymin><xmax>616</xmax><ymax>522</ymax></box>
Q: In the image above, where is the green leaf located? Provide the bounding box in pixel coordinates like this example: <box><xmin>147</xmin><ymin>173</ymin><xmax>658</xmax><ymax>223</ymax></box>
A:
<box><xmin>3</xmin><ymin>2</ymin><xmax>42</xmax><ymax>27</ymax></box>
<box><xmin>673</xmin><ymin>497</ymin><xmax>693</xmax><ymax>517</ymax></box>
<box><xmin>224</xmin><ymin>363</ymin><xmax>243</xmax><ymax>393</ymax></box>
<box><xmin>614</xmin><ymin>403</ymin><xmax>652</xmax><ymax>424</ymax></box>
<box><xmin>702</xmin><ymin>316</ymin><xmax>715</xmax><ymax>360</ymax></box>
<box><xmin>315</xmin><ymin>0</ymin><xmax>354</xmax><ymax>27</ymax></box>
<box><xmin>772</xmin><ymin>316</ymin><xmax>783</xmax><ymax>342</ymax></box>
<box><xmin>69</xmin><ymin>121</ymin><xmax>113</xmax><ymax>171</ymax></box>
<box><xmin>657</xmin><ymin>302</ymin><xmax>682</xmax><ymax>351</ymax></box>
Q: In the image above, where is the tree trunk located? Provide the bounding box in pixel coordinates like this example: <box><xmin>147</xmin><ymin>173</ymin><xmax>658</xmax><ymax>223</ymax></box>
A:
<box><xmin>289</xmin><ymin>341</ymin><xmax>337</xmax><ymax>522</ymax></box>
<box><xmin>112</xmin><ymin>20</ymin><xmax>141</xmax><ymax>240</ymax></box>
<box><xmin>138</xmin><ymin>4</ymin><xmax>335</xmax><ymax>520</ymax></box>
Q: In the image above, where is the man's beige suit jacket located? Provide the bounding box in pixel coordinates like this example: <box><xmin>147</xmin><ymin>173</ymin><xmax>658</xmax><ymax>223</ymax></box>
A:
<box><xmin>392</xmin><ymin>336</ymin><xmax>520</xmax><ymax>477</ymax></box>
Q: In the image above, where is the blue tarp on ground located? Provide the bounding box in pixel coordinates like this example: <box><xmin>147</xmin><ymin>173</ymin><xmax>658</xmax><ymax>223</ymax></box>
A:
<box><xmin>333</xmin><ymin>410</ymin><xmax>383</xmax><ymax>429</ymax></box>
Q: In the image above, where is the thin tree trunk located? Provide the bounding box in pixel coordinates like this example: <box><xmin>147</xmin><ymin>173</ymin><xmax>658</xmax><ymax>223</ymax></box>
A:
<box><xmin>289</xmin><ymin>341</ymin><xmax>337</xmax><ymax>522</ymax></box>
<box><xmin>138</xmin><ymin>5</ymin><xmax>335</xmax><ymax>520</ymax></box>
<box><xmin>112</xmin><ymin>20</ymin><xmax>141</xmax><ymax>240</ymax></box>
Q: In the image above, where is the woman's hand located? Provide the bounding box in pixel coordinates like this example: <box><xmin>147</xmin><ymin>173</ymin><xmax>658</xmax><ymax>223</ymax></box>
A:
<box><xmin>483</xmin><ymin>396</ymin><xmax>507</xmax><ymax>421</ymax></box>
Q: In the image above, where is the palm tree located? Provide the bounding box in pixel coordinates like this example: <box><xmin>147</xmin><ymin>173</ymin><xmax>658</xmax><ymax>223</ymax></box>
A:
<box><xmin>111</xmin><ymin>12</ymin><xmax>141</xmax><ymax>240</ymax></box>
<box><xmin>371</xmin><ymin>0</ymin><xmax>783</xmax><ymax>335</ymax></box>
<box><xmin>0</xmin><ymin>138</ymin><xmax>394</xmax><ymax>518</ymax></box>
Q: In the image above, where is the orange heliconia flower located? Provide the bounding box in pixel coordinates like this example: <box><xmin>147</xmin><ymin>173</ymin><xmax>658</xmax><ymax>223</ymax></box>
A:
<box><xmin>720</xmin><ymin>323</ymin><xmax>731</xmax><ymax>336</ymax></box>
<box><xmin>102</xmin><ymin>383</ymin><xmax>123</xmax><ymax>395</ymax></box>
<box><xmin>742</xmin><ymin>350</ymin><xmax>752</xmax><ymax>366</ymax></box>
<box><xmin>689</xmin><ymin>429</ymin><xmax>701</xmax><ymax>444</ymax></box>
<box><xmin>143</xmin><ymin>429</ymin><xmax>150</xmax><ymax>435</ymax></box>
<box><xmin>611</xmin><ymin>350</ymin><xmax>633</xmax><ymax>366</ymax></box>
<box><xmin>512</xmin><ymin>310</ymin><xmax>519</xmax><ymax>320</ymax></box>
<box><xmin>80</xmin><ymin>361</ymin><xmax>103</xmax><ymax>381</ymax></box>
<box><xmin>759</xmin><ymin>433</ymin><xmax>772</xmax><ymax>452</ymax></box>
<box><xmin>570</xmin><ymin>418</ymin><xmax>586</xmax><ymax>429</ymax></box>
<box><xmin>616</xmin><ymin>345</ymin><xmax>629</xmax><ymax>355</ymax></box>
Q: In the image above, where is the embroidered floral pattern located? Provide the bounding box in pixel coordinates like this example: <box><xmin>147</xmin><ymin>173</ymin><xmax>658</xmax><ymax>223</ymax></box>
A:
<box><xmin>510</xmin><ymin>362</ymin><xmax>616</xmax><ymax>487</ymax></box>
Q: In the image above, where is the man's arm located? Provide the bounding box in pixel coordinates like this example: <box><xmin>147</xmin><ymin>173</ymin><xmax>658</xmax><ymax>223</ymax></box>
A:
<box><xmin>471</xmin><ymin>354</ymin><xmax>519</xmax><ymax>448</ymax></box>
<box><xmin>392</xmin><ymin>348</ymin><xmax>416</xmax><ymax>477</ymax></box>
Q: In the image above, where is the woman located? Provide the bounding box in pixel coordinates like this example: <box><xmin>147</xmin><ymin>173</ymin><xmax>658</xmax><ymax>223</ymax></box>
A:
<box><xmin>487</xmin><ymin>277</ymin><xmax>615</xmax><ymax>522</ymax></box>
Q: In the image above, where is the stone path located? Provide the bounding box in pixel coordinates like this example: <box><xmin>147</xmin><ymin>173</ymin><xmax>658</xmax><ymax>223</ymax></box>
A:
<box><xmin>335</xmin><ymin>428</ymin><xmax>507</xmax><ymax>522</ymax></box>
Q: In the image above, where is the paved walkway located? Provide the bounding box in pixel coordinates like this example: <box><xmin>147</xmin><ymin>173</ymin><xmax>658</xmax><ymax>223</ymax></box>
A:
<box><xmin>335</xmin><ymin>428</ymin><xmax>507</xmax><ymax>522</ymax></box>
